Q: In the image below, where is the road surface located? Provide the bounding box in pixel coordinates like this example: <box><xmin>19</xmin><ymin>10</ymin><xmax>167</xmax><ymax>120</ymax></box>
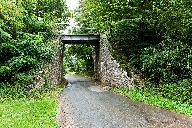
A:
<box><xmin>56</xmin><ymin>76</ymin><xmax>192</xmax><ymax>128</ymax></box>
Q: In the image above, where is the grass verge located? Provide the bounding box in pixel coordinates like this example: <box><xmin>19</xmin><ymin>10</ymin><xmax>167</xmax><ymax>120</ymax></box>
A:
<box><xmin>0</xmin><ymin>85</ymin><xmax>64</xmax><ymax>128</ymax></box>
<box><xmin>111</xmin><ymin>86</ymin><xmax>192</xmax><ymax>116</ymax></box>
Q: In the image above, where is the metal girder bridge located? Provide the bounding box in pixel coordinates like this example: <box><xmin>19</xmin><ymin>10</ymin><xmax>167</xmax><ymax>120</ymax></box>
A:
<box><xmin>60</xmin><ymin>34</ymin><xmax>100</xmax><ymax>44</ymax></box>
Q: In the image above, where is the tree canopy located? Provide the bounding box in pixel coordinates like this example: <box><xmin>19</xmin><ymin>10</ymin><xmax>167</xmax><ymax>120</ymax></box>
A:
<box><xmin>77</xmin><ymin>0</ymin><xmax>192</xmax><ymax>104</ymax></box>
<box><xmin>0</xmin><ymin>0</ymin><xmax>69</xmax><ymax>89</ymax></box>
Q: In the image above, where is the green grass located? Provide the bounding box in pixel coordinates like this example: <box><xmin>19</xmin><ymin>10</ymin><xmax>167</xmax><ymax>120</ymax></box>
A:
<box><xmin>111</xmin><ymin>86</ymin><xmax>192</xmax><ymax>116</ymax></box>
<box><xmin>0</xmin><ymin>86</ymin><xmax>64</xmax><ymax>128</ymax></box>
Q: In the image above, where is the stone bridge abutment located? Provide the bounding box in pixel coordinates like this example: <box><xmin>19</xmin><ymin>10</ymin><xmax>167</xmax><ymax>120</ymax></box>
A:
<box><xmin>40</xmin><ymin>34</ymin><xmax>136</xmax><ymax>88</ymax></box>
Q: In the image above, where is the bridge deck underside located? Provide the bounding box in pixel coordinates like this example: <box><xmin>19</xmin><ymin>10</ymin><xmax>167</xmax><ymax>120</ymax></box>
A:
<box><xmin>60</xmin><ymin>34</ymin><xmax>100</xmax><ymax>45</ymax></box>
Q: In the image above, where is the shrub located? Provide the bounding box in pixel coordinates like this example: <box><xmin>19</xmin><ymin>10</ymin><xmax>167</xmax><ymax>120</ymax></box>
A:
<box><xmin>160</xmin><ymin>79</ymin><xmax>192</xmax><ymax>104</ymax></box>
<box><xmin>140</xmin><ymin>41</ymin><xmax>192</xmax><ymax>84</ymax></box>
<box><xmin>0</xmin><ymin>0</ymin><xmax>68</xmax><ymax>98</ymax></box>
<box><xmin>78</xmin><ymin>0</ymin><xmax>192</xmax><ymax>104</ymax></box>
<box><xmin>78</xmin><ymin>0</ymin><xmax>192</xmax><ymax>84</ymax></box>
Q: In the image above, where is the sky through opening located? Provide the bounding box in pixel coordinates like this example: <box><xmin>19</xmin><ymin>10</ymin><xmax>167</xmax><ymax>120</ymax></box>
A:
<box><xmin>66</xmin><ymin>0</ymin><xmax>80</xmax><ymax>11</ymax></box>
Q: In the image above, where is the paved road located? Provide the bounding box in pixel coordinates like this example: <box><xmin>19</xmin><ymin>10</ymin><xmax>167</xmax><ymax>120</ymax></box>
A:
<box><xmin>56</xmin><ymin>76</ymin><xmax>192</xmax><ymax>128</ymax></box>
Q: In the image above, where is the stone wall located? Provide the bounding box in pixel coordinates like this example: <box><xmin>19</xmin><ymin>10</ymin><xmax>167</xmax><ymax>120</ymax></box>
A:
<box><xmin>35</xmin><ymin>34</ymin><xmax>137</xmax><ymax>87</ymax></box>
<box><xmin>98</xmin><ymin>34</ymin><xmax>135</xmax><ymax>88</ymax></box>
<box><xmin>34</xmin><ymin>38</ymin><xmax>64</xmax><ymax>87</ymax></box>
<box><xmin>47</xmin><ymin>38</ymin><xmax>64</xmax><ymax>85</ymax></box>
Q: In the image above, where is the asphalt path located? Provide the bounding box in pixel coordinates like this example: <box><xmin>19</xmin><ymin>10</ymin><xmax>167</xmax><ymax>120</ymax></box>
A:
<box><xmin>56</xmin><ymin>76</ymin><xmax>192</xmax><ymax>128</ymax></box>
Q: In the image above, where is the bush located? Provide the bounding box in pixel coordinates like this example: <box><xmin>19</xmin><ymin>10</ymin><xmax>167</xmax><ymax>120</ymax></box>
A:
<box><xmin>64</xmin><ymin>44</ymin><xmax>94</xmax><ymax>75</ymax></box>
<box><xmin>160</xmin><ymin>79</ymin><xmax>192</xmax><ymax>104</ymax></box>
<box><xmin>78</xmin><ymin>0</ymin><xmax>192</xmax><ymax>104</ymax></box>
<box><xmin>0</xmin><ymin>33</ymin><xmax>54</xmax><ymax>82</ymax></box>
<box><xmin>0</xmin><ymin>0</ymin><xmax>68</xmax><ymax>98</ymax></box>
<box><xmin>0</xmin><ymin>73</ymin><xmax>32</xmax><ymax>99</ymax></box>
<box><xmin>78</xmin><ymin>0</ymin><xmax>192</xmax><ymax>83</ymax></box>
<box><xmin>140</xmin><ymin>41</ymin><xmax>192</xmax><ymax>84</ymax></box>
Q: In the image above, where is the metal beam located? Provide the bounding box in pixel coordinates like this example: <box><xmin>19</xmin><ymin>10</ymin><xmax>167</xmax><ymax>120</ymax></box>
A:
<box><xmin>60</xmin><ymin>34</ymin><xmax>100</xmax><ymax>44</ymax></box>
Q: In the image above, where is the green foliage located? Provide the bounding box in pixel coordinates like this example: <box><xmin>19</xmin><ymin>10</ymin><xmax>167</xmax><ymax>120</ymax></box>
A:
<box><xmin>0</xmin><ymin>0</ymin><xmax>67</xmax><ymax>82</ymax></box>
<box><xmin>64</xmin><ymin>44</ymin><xmax>94</xmax><ymax>75</ymax></box>
<box><xmin>140</xmin><ymin>41</ymin><xmax>192</xmax><ymax>84</ymax></box>
<box><xmin>22</xmin><ymin>0</ymin><xmax>69</xmax><ymax>22</ymax></box>
<box><xmin>111</xmin><ymin>86</ymin><xmax>192</xmax><ymax>116</ymax></box>
<box><xmin>162</xmin><ymin>80</ymin><xmax>192</xmax><ymax>103</ymax></box>
<box><xmin>78</xmin><ymin>0</ymin><xmax>192</xmax><ymax>78</ymax></box>
<box><xmin>0</xmin><ymin>0</ymin><xmax>68</xmax><ymax>88</ymax></box>
<box><xmin>0</xmin><ymin>0</ymin><xmax>67</xmax><ymax>126</ymax></box>
<box><xmin>78</xmin><ymin>0</ymin><xmax>192</xmax><ymax>104</ymax></box>
<box><xmin>0</xmin><ymin>73</ymin><xmax>33</xmax><ymax>99</ymax></box>
<box><xmin>0</xmin><ymin>85</ymin><xmax>63</xmax><ymax>127</ymax></box>
<box><xmin>149</xmin><ymin>79</ymin><xmax>192</xmax><ymax>104</ymax></box>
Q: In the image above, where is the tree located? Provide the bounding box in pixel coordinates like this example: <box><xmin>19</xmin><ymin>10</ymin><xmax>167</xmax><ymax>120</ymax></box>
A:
<box><xmin>64</xmin><ymin>44</ymin><xmax>94</xmax><ymax>75</ymax></box>
<box><xmin>0</xmin><ymin>0</ymin><xmax>69</xmax><ymax>86</ymax></box>
<box><xmin>77</xmin><ymin>0</ymin><xmax>192</xmax><ymax>84</ymax></box>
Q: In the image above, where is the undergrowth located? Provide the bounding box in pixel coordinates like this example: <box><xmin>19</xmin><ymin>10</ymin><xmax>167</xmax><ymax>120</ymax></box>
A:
<box><xmin>111</xmin><ymin>86</ymin><xmax>192</xmax><ymax>116</ymax></box>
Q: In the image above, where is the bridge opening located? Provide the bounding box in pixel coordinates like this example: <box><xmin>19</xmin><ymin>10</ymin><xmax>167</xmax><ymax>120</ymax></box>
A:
<box><xmin>64</xmin><ymin>44</ymin><xmax>94</xmax><ymax>76</ymax></box>
<box><xmin>60</xmin><ymin>34</ymin><xmax>100</xmax><ymax>81</ymax></box>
